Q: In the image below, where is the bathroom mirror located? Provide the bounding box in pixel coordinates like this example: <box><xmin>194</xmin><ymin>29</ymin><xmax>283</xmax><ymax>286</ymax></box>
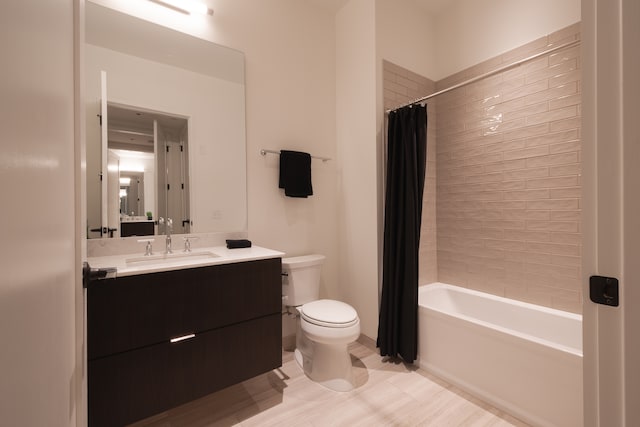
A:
<box><xmin>85</xmin><ymin>2</ymin><xmax>247</xmax><ymax>239</ymax></box>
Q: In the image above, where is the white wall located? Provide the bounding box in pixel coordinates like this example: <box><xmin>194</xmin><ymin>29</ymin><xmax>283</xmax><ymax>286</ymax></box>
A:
<box><xmin>376</xmin><ymin>0</ymin><xmax>437</xmax><ymax>80</ymax></box>
<box><xmin>213</xmin><ymin>0</ymin><xmax>339</xmax><ymax>300</ymax></box>
<box><xmin>433</xmin><ymin>0</ymin><xmax>581</xmax><ymax>79</ymax></box>
<box><xmin>336</xmin><ymin>0</ymin><xmax>379</xmax><ymax>339</ymax></box>
<box><xmin>0</xmin><ymin>0</ymin><xmax>78</xmax><ymax>425</ymax></box>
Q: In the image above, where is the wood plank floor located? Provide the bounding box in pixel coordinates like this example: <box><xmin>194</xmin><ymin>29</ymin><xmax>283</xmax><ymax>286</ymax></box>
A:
<box><xmin>130</xmin><ymin>339</ymin><xmax>529</xmax><ymax>426</ymax></box>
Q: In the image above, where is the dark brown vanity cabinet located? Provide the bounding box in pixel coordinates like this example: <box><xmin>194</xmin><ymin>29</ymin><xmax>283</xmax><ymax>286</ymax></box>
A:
<box><xmin>87</xmin><ymin>258</ymin><xmax>282</xmax><ymax>427</ymax></box>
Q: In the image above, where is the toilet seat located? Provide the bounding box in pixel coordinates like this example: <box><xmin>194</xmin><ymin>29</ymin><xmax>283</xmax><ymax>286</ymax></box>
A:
<box><xmin>301</xmin><ymin>299</ymin><xmax>359</xmax><ymax>328</ymax></box>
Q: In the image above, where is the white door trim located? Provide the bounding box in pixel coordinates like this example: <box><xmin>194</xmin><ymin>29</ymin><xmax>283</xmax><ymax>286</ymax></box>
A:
<box><xmin>582</xmin><ymin>0</ymin><xmax>640</xmax><ymax>425</ymax></box>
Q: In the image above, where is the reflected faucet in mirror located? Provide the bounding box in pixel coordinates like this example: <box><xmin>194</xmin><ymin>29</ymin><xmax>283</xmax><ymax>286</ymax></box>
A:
<box><xmin>138</xmin><ymin>238</ymin><xmax>155</xmax><ymax>256</ymax></box>
<box><xmin>159</xmin><ymin>217</ymin><xmax>173</xmax><ymax>254</ymax></box>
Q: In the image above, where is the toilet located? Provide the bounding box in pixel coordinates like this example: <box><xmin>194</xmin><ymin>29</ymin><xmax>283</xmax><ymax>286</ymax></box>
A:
<box><xmin>282</xmin><ymin>254</ymin><xmax>360</xmax><ymax>392</ymax></box>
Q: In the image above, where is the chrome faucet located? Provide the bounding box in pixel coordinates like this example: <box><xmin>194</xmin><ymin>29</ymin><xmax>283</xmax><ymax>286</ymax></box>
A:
<box><xmin>159</xmin><ymin>217</ymin><xmax>173</xmax><ymax>254</ymax></box>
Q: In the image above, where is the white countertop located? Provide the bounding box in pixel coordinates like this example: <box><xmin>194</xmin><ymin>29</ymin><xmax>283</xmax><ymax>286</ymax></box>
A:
<box><xmin>87</xmin><ymin>245</ymin><xmax>284</xmax><ymax>277</ymax></box>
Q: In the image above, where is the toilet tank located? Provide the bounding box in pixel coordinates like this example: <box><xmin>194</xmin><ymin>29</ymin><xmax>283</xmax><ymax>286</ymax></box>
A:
<box><xmin>281</xmin><ymin>254</ymin><xmax>325</xmax><ymax>306</ymax></box>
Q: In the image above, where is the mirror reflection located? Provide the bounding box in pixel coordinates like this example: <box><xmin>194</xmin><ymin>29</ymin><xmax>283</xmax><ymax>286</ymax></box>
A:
<box><xmin>109</xmin><ymin>104</ymin><xmax>190</xmax><ymax>238</ymax></box>
<box><xmin>85</xmin><ymin>2</ymin><xmax>247</xmax><ymax>239</ymax></box>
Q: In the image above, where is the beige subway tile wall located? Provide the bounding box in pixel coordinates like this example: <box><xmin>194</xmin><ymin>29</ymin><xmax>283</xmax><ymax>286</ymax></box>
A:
<box><xmin>383</xmin><ymin>61</ymin><xmax>437</xmax><ymax>285</ymax></box>
<box><xmin>436</xmin><ymin>23</ymin><xmax>582</xmax><ymax>313</ymax></box>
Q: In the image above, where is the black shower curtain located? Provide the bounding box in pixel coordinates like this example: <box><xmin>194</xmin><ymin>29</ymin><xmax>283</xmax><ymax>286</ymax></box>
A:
<box><xmin>377</xmin><ymin>104</ymin><xmax>427</xmax><ymax>364</ymax></box>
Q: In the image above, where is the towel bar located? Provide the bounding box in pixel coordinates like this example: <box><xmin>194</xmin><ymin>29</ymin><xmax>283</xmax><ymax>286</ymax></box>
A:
<box><xmin>260</xmin><ymin>149</ymin><xmax>331</xmax><ymax>162</ymax></box>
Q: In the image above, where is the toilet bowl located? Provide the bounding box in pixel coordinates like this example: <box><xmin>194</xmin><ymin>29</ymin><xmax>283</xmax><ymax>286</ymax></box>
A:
<box><xmin>295</xmin><ymin>299</ymin><xmax>360</xmax><ymax>391</ymax></box>
<box><xmin>282</xmin><ymin>255</ymin><xmax>361</xmax><ymax>392</ymax></box>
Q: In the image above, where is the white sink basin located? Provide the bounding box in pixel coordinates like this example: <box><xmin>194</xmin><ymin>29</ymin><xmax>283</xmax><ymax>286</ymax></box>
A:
<box><xmin>126</xmin><ymin>250</ymin><xmax>219</xmax><ymax>266</ymax></box>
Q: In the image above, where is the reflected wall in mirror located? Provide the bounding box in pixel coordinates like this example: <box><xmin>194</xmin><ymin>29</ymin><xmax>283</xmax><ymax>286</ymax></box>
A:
<box><xmin>85</xmin><ymin>1</ymin><xmax>247</xmax><ymax>239</ymax></box>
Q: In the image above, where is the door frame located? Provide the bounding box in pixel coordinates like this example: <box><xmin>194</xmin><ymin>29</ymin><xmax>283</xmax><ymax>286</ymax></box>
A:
<box><xmin>582</xmin><ymin>0</ymin><xmax>640</xmax><ymax>425</ymax></box>
<box><xmin>74</xmin><ymin>0</ymin><xmax>88</xmax><ymax>425</ymax></box>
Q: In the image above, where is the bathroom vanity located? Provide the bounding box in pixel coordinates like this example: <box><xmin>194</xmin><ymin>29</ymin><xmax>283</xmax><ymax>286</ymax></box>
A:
<box><xmin>86</xmin><ymin>247</ymin><xmax>283</xmax><ymax>427</ymax></box>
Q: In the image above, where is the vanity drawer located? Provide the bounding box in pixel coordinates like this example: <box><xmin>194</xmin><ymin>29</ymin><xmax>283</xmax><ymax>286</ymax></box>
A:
<box><xmin>88</xmin><ymin>258</ymin><xmax>281</xmax><ymax>360</ymax></box>
<box><xmin>88</xmin><ymin>313</ymin><xmax>282</xmax><ymax>427</ymax></box>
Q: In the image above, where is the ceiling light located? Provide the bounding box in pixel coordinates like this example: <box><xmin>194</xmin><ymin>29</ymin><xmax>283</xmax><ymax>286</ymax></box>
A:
<box><xmin>119</xmin><ymin>177</ymin><xmax>131</xmax><ymax>186</ymax></box>
<box><xmin>149</xmin><ymin>0</ymin><xmax>213</xmax><ymax>15</ymax></box>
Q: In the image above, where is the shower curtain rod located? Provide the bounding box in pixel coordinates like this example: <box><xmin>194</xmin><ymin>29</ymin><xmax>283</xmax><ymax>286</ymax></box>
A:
<box><xmin>385</xmin><ymin>38</ymin><xmax>581</xmax><ymax>114</ymax></box>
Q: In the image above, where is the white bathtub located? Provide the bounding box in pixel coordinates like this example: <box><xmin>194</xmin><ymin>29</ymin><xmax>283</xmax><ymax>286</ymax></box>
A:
<box><xmin>418</xmin><ymin>283</ymin><xmax>583</xmax><ymax>427</ymax></box>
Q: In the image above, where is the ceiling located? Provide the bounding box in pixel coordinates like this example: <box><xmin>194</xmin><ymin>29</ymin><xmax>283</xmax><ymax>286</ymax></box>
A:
<box><xmin>304</xmin><ymin>0</ymin><xmax>452</xmax><ymax>16</ymax></box>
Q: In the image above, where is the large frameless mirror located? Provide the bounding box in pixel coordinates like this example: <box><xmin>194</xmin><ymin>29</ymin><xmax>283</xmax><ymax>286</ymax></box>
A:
<box><xmin>85</xmin><ymin>2</ymin><xmax>247</xmax><ymax>239</ymax></box>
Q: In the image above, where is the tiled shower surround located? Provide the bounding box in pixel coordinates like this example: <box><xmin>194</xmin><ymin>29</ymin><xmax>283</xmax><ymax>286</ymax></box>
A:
<box><xmin>384</xmin><ymin>23</ymin><xmax>582</xmax><ymax>314</ymax></box>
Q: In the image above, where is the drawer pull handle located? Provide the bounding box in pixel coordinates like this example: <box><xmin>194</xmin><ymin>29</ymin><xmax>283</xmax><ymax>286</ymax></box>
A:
<box><xmin>170</xmin><ymin>333</ymin><xmax>195</xmax><ymax>343</ymax></box>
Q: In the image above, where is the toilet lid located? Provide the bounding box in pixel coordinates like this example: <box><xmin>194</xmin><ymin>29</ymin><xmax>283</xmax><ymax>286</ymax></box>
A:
<box><xmin>301</xmin><ymin>299</ymin><xmax>359</xmax><ymax>328</ymax></box>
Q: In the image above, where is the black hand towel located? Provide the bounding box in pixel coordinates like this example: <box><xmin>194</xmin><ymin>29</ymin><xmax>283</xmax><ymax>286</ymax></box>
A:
<box><xmin>226</xmin><ymin>239</ymin><xmax>252</xmax><ymax>249</ymax></box>
<box><xmin>279</xmin><ymin>150</ymin><xmax>313</xmax><ymax>198</ymax></box>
